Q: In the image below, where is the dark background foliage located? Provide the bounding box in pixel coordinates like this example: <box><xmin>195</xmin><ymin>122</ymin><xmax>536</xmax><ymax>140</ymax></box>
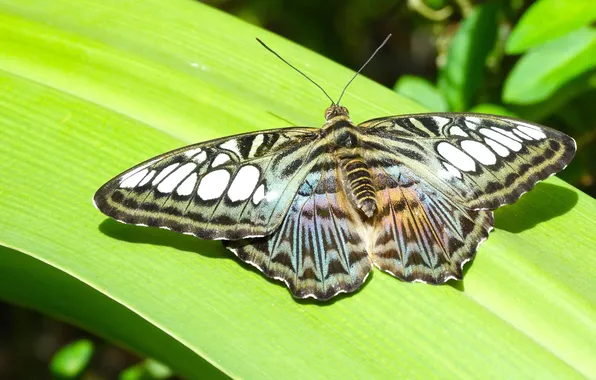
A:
<box><xmin>2</xmin><ymin>0</ymin><xmax>594</xmax><ymax>378</ymax></box>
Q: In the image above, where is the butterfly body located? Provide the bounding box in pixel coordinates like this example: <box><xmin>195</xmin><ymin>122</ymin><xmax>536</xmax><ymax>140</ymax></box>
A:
<box><xmin>321</xmin><ymin>106</ymin><xmax>379</xmax><ymax>218</ymax></box>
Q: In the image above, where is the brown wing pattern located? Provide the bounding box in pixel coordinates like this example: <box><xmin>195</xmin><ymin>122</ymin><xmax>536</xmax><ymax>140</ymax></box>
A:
<box><xmin>225</xmin><ymin>157</ymin><xmax>372</xmax><ymax>300</ymax></box>
<box><xmin>370</xmin><ymin>162</ymin><xmax>493</xmax><ymax>283</ymax></box>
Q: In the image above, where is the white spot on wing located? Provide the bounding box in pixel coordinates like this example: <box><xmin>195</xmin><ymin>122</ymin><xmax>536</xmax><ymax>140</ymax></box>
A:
<box><xmin>211</xmin><ymin>153</ymin><xmax>231</xmax><ymax>167</ymax></box>
<box><xmin>484</xmin><ymin>138</ymin><xmax>509</xmax><ymax>157</ymax></box>
<box><xmin>466</xmin><ymin>116</ymin><xmax>482</xmax><ymax>124</ymax></box>
<box><xmin>514</xmin><ymin>120</ymin><xmax>542</xmax><ymax>131</ymax></box>
<box><xmin>437</xmin><ymin>142</ymin><xmax>476</xmax><ymax>172</ymax></box>
<box><xmin>252</xmin><ymin>184</ymin><xmax>265</xmax><ymax>204</ymax></box>
<box><xmin>138</xmin><ymin>170</ymin><xmax>156</xmax><ymax>186</ymax></box>
<box><xmin>450</xmin><ymin>126</ymin><xmax>468</xmax><ymax>137</ymax></box>
<box><xmin>184</xmin><ymin>147</ymin><xmax>202</xmax><ymax>158</ymax></box>
<box><xmin>464</xmin><ymin>121</ymin><xmax>478</xmax><ymax>130</ymax></box>
<box><xmin>491</xmin><ymin>127</ymin><xmax>522</xmax><ymax>142</ymax></box>
<box><xmin>432</xmin><ymin>116</ymin><xmax>451</xmax><ymax>128</ymax></box>
<box><xmin>517</xmin><ymin>125</ymin><xmax>546</xmax><ymax>140</ymax></box>
<box><xmin>120</xmin><ymin>168</ymin><xmax>149</xmax><ymax>188</ymax></box>
<box><xmin>152</xmin><ymin>163</ymin><xmax>180</xmax><ymax>185</ymax></box>
<box><xmin>514</xmin><ymin>129</ymin><xmax>533</xmax><ymax>140</ymax></box>
<box><xmin>461</xmin><ymin>140</ymin><xmax>497</xmax><ymax>165</ymax></box>
<box><xmin>228</xmin><ymin>165</ymin><xmax>260</xmax><ymax>202</ymax></box>
<box><xmin>119</xmin><ymin>158</ymin><xmax>159</xmax><ymax>181</ymax></box>
<box><xmin>157</xmin><ymin>163</ymin><xmax>197</xmax><ymax>193</ymax></box>
<box><xmin>249</xmin><ymin>134</ymin><xmax>264</xmax><ymax>157</ymax></box>
<box><xmin>193</xmin><ymin>151</ymin><xmax>207</xmax><ymax>164</ymax></box>
<box><xmin>479</xmin><ymin>129</ymin><xmax>522</xmax><ymax>152</ymax></box>
<box><xmin>197</xmin><ymin>170</ymin><xmax>230</xmax><ymax>200</ymax></box>
<box><xmin>219</xmin><ymin>139</ymin><xmax>241</xmax><ymax>156</ymax></box>
<box><xmin>177</xmin><ymin>172</ymin><xmax>198</xmax><ymax>196</ymax></box>
<box><xmin>442</xmin><ymin>162</ymin><xmax>462</xmax><ymax>179</ymax></box>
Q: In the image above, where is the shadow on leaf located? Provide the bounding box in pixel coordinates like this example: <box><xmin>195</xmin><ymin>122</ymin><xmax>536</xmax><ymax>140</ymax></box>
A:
<box><xmin>98</xmin><ymin>219</ymin><xmax>229</xmax><ymax>259</ymax></box>
<box><xmin>494</xmin><ymin>182</ymin><xmax>578</xmax><ymax>233</ymax></box>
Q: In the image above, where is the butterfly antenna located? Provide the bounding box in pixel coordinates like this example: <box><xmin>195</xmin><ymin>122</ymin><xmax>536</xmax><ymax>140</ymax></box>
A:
<box><xmin>256</xmin><ymin>38</ymin><xmax>335</xmax><ymax>105</ymax></box>
<box><xmin>336</xmin><ymin>34</ymin><xmax>392</xmax><ymax>105</ymax></box>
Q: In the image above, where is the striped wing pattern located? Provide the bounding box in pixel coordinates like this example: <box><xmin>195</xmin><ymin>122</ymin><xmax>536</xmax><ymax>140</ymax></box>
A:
<box><xmin>360</xmin><ymin>113</ymin><xmax>576</xmax><ymax>210</ymax></box>
<box><xmin>94</xmin><ymin>128</ymin><xmax>320</xmax><ymax>240</ymax></box>
<box><xmin>95</xmin><ymin>108</ymin><xmax>576</xmax><ymax>300</ymax></box>
<box><xmin>225</xmin><ymin>157</ymin><xmax>372</xmax><ymax>300</ymax></box>
<box><xmin>371</xmin><ymin>163</ymin><xmax>493</xmax><ymax>283</ymax></box>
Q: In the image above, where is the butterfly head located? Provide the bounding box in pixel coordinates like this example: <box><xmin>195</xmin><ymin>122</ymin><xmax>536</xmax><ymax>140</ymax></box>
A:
<box><xmin>325</xmin><ymin>104</ymin><xmax>349</xmax><ymax>121</ymax></box>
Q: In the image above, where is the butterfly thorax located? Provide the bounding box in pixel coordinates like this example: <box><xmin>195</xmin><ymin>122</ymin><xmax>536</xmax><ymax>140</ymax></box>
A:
<box><xmin>321</xmin><ymin>106</ymin><xmax>378</xmax><ymax>219</ymax></box>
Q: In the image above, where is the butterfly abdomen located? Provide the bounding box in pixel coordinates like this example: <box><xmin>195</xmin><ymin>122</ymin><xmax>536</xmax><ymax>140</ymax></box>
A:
<box><xmin>341</xmin><ymin>156</ymin><xmax>377</xmax><ymax>218</ymax></box>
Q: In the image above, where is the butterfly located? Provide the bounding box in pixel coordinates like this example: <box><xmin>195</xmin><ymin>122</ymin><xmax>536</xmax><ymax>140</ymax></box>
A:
<box><xmin>94</xmin><ymin>36</ymin><xmax>576</xmax><ymax>300</ymax></box>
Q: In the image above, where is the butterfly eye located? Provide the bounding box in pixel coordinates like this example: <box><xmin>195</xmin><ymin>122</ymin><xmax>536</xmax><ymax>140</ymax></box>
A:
<box><xmin>324</xmin><ymin>105</ymin><xmax>350</xmax><ymax>120</ymax></box>
<box><xmin>324</xmin><ymin>106</ymin><xmax>334</xmax><ymax>120</ymax></box>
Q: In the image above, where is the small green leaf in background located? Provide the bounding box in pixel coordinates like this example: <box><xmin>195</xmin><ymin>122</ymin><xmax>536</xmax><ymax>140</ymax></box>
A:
<box><xmin>50</xmin><ymin>339</ymin><xmax>94</xmax><ymax>379</ymax></box>
<box><xmin>509</xmin><ymin>70</ymin><xmax>596</xmax><ymax>122</ymax></box>
<box><xmin>423</xmin><ymin>0</ymin><xmax>449</xmax><ymax>11</ymax></box>
<box><xmin>438</xmin><ymin>1</ymin><xmax>499</xmax><ymax>111</ymax></box>
<box><xmin>503</xmin><ymin>27</ymin><xmax>596</xmax><ymax>105</ymax></box>
<box><xmin>506</xmin><ymin>0</ymin><xmax>596</xmax><ymax>54</ymax></box>
<box><xmin>394</xmin><ymin>75</ymin><xmax>449</xmax><ymax>112</ymax></box>
<box><xmin>120</xmin><ymin>359</ymin><xmax>173</xmax><ymax>380</ymax></box>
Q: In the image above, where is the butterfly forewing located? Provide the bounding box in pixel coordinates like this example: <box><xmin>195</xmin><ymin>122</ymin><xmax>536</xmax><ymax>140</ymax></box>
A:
<box><xmin>94</xmin><ymin>127</ymin><xmax>323</xmax><ymax>240</ymax></box>
<box><xmin>359</xmin><ymin>113</ymin><xmax>576</xmax><ymax>210</ymax></box>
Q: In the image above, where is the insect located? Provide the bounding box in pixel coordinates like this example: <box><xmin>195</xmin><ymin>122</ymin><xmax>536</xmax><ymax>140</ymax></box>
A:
<box><xmin>94</xmin><ymin>35</ymin><xmax>576</xmax><ymax>300</ymax></box>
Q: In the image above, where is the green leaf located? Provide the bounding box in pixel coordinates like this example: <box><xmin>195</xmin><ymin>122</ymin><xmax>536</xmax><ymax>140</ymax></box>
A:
<box><xmin>50</xmin><ymin>339</ymin><xmax>94</xmax><ymax>379</ymax></box>
<box><xmin>468</xmin><ymin>103</ymin><xmax>518</xmax><ymax>117</ymax></box>
<box><xmin>509</xmin><ymin>69</ymin><xmax>596</xmax><ymax>122</ymax></box>
<box><xmin>438</xmin><ymin>2</ymin><xmax>500</xmax><ymax>111</ymax></box>
<box><xmin>506</xmin><ymin>0</ymin><xmax>596</xmax><ymax>54</ymax></box>
<box><xmin>120</xmin><ymin>359</ymin><xmax>173</xmax><ymax>380</ymax></box>
<box><xmin>424</xmin><ymin>0</ymin><xmax>449</xmax><ymax>11</ymax></box>
<box><xmin>394</xmin><ymin>75</ymin><xmax>449</xmax><ymax>112</ymax></box>
<box><xmin>1</xmin><ymin>1</ymin><xmax>595</xmax><ymax>379</ymax></box>
<box><xmin>503</xmin><ymin>27</ymin><xmax>596</xmax><ymax>105</ymax></box>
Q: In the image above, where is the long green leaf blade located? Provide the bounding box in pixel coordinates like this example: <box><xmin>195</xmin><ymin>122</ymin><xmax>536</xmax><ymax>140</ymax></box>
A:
<box><xmin>1</xmin><ymin>1</ymin><xmax>595</xmax><ymax>379</ymax></box>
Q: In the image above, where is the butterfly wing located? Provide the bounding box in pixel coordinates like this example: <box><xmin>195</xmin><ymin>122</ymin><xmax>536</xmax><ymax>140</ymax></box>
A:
<box><xmin>359</xmin><ymin>113</ymin><xmax>574</xmax><ymax>283</ymax></box>
<box><xmin>370</xmin><ymin>162</ymin><xmax>493</xmax><ymax>283</ymax></box>
<box><xmin>359</xmin><ymin>113</ymin><xmax>576</xmax><ymax>210</ymax></box>
<box><xmin>94</xmin><ymin>128</ymin><xmax>323</xmax><ymax>240</ymax></box>
<box><xmin>225</xmin><ymin>155</ymin><xmax>372</xmax><ymax>300</ymax></box>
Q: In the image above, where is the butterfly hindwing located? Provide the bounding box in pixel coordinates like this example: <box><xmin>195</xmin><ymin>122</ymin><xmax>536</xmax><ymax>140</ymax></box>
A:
<box><xmin>93</xmin><ymin>128</ymin><xmax>322</xmax><ymax>240</ymax></box>
<box><xmin>359</xmin><ymin>113</ymin><xmax>576</xmax><ymax>210</ymax></box>
<box><xmin>225</xmin><ymin>156</ymin><xmax>372</xmax><ymax>300</ymax></box>
<box><xmin>370</xmin><ymin>162</ymin><xmax>493</xmax><ymax>283</ymax></box>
